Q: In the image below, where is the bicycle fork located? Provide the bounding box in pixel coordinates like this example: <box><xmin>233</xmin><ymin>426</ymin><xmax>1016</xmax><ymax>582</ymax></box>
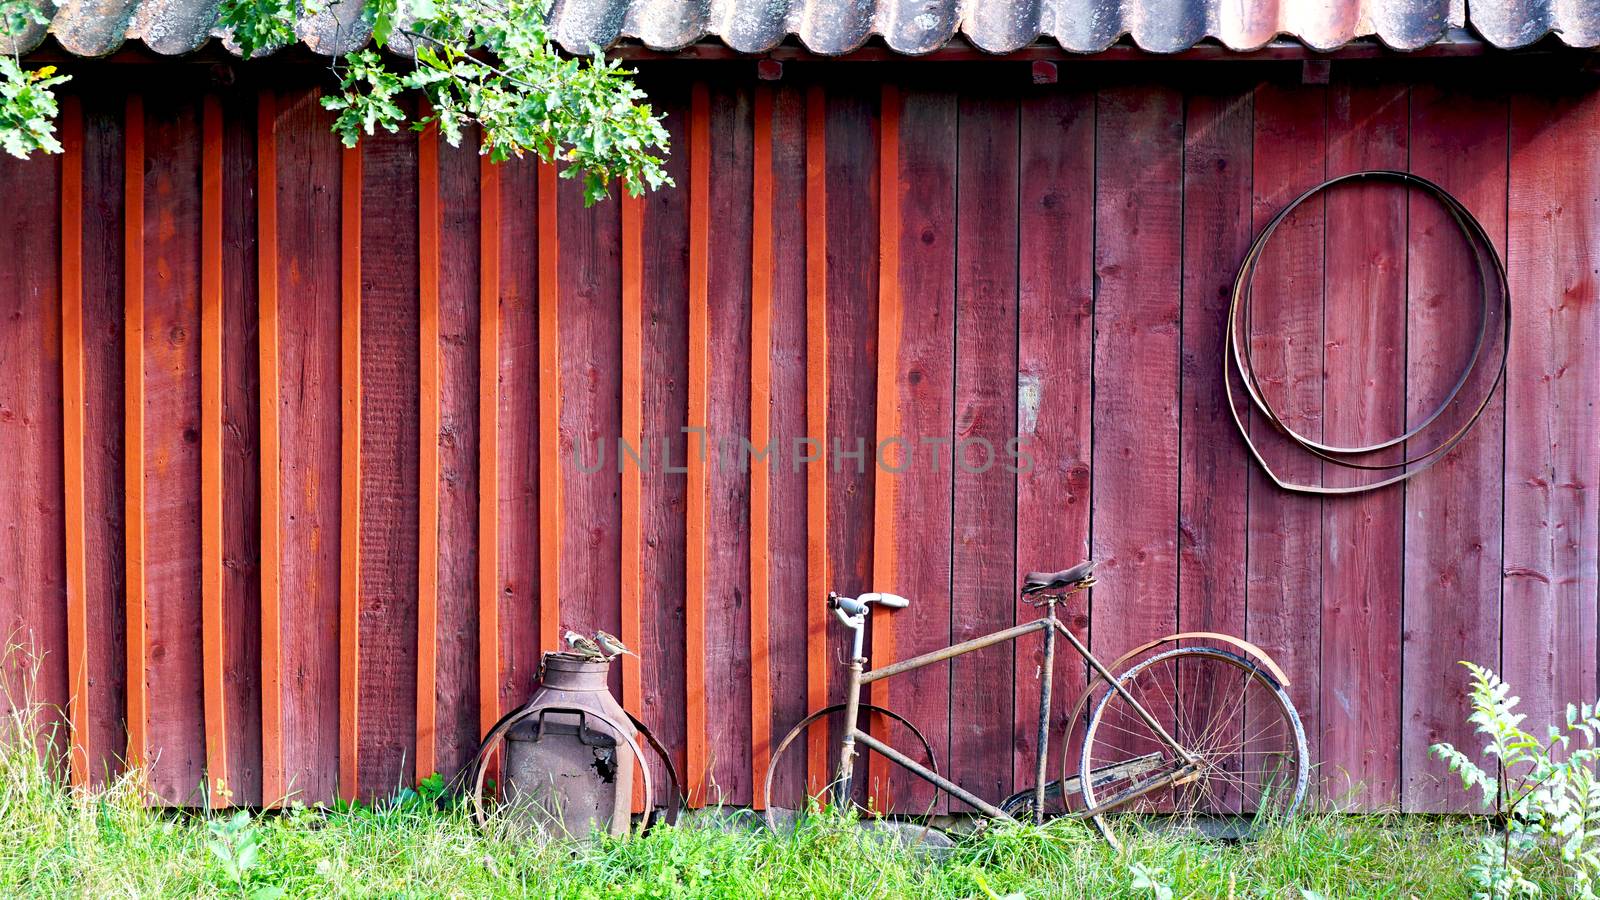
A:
<box><xmin>833</xmin><ymin>612</ymin><xmax>868</xmax><ymax>807</ymax></box>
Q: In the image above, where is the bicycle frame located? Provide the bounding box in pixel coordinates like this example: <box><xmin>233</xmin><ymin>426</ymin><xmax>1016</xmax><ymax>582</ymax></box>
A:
<box><xmin>831</xmin><ymin>596</ymin><xmax>1197</xmax><ymax>824</ymax></box>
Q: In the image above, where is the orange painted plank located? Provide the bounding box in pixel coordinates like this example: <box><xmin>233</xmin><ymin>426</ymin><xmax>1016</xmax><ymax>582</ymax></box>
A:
<box><xmin>685</xmin><ymin>82</ymin><xmax>710</xmax><ymax>807</ymax></box>
<box><xmin>123</xmin><ymin>94</ymin><xmax>147</xmax><ymax>778</ymax></box>
<box><xmin>868</xmin><ymin>83</ymin><xmax>900</xmax><ymax>811</ymax></box>
<box><xmin>537</xmin><ymin>162</ymin><xmax>561</xmax><ymax>655</ymax></box>
<box><xmin>200</xmin><ymin>94</ymin><xmax>230</xmax><ymax>807</ymax></box>
<box><xmin>621</xmin><ymin>188</ymin><xmax>644</xmax><ymax>812</ymax></box>
<box><xmin>339</xmin><ymin>143</ymin><xmax>363</xmax><ymax>803</ymax></box>
<box><xmin>803</xmin><ymin>84</ymin><xmax>829</xmax><ymax>796</ymax></box>
<box><xmin>59</xmin><ymin>96</ymin><xmax>88</xmax><ymax>789</ymax></box>
<box><xmin>256</xmin><ymin>92</ymin><xmax>284</xmax><ymax>806</ymax></box>
<box><xmin>416</xmin><ymin>118</ymin><xmax>441</xmax><ymax>781</ymax></box>
<box><xmin>749</xmin><ymin>85</ymin><xmax>774</xmax><ymax>809</ymax></box>
<box><xmin>477</xmin><ymin>156</ymin><xmax>500</xmax><ymax>738</ymax></box>
<box><xmin>621</xmin><ymin>192</ymin><xmax>644</xmax><ymax>719</ymax></box>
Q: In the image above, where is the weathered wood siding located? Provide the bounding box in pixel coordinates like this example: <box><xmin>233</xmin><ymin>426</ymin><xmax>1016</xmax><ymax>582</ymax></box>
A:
<box><xmin>1</xmin><ymin>61</ymin><xmax>1595</xmax><ymax>813</ymax></box>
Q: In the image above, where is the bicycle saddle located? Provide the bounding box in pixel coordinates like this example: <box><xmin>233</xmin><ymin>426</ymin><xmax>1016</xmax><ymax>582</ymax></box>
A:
<box><xmin>1021</xmin><ymin>560</ymin><xmax>1096</xmax><ymax>595</ymax></box>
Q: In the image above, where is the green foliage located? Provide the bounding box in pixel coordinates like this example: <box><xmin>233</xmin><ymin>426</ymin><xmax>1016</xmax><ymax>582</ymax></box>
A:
<box><xmin>207</xmin><ymin>810</ymin><xmax>284</xmax><ymax>899</ymax></box>
<box><xmin>1432</xmin><ymin>661</ymin><xmax>1600</xmax><ymax>900</ymax></box>
<box><xmin>0</xmin><ymin>0</ymin><xmax>68</xmax><ymax>159</ymax></box>
<box><xmin>11</xmin><ymin>0</ymin><xmax>670</xmax><ymax>203</ymax></box>
<box><xmin>217</xmin><ymin>0</ymin><xmax>312</xmax><ymax>59</ymax></box>
<box><xmin>322</xmin><ymin>0</ymin><xmax>671</xmax><ymax>205</ymax></box>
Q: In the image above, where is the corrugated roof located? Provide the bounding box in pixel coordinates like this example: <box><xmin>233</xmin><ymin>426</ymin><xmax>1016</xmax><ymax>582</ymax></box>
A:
<box><xmin>4</xmin><ymin>0</ymin><xmax>1596</xmax><ymax>58</ymax></box>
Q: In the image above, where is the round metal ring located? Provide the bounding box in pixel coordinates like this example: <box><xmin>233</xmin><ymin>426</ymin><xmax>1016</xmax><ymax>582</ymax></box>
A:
<box><xmin>1226</xmin><ymin>170</ymin><xmax>1510</xmax><ymax>494</ymax></box>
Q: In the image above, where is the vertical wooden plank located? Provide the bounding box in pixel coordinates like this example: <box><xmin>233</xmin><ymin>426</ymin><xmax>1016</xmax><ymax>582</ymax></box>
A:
<box><xmin>496</xmin><ymin>157</ymin><xmax>542</xmax><ymax>716</ymax></box>
<box><xmin>256</xmin><ymin>91</ymin><xmax>283</xmax><ymax>805</ymax></box>
<box><xmin>358</xmin><ymin>123</ymin><xmax>421</xmax><ymax>799</ymax></box>
<box><xmin>1177</xmin><ymin>83</ymin><xmax>1253</xmax><ymax>813</ymax></box>
<box><xmin>1178</xmin><ymin>88</ymin><xmax>1253</xmax><ymax>665</ymax></box>
<box><xmin>868</xmin><ymin>82</ymin><xmax>900</xmax><ymax>811</ymax></box>
<box><xmin>537</xmin><ymin>162</ymin><xmax>561</xmax><ymax>657</ymax></box>
<box><xmin>951</xmin><ymin>91</ymin><xmax>1017</xmax><ymax>807</ymax></box>
<box><xmin>639</xmin><ymin>80</ymin><xmax>691</xmax><ymax>802</ymax></box>
<box><xmin>1015</xmin><ymin>85</ymin><xmax>1095</xmax><ymax>800</ymax></box>
<box><xmin>82</xmin><ymin>94</ymin><xmax>128</xmax><ymax>790</ymax></box>
<box><xmin>1321</xmin><ymin>81</ymin><xmax>1407</xmax><ymax>809</ymax></box>
<box><xmin>803</xmin><ymin>83</ymin><xmax>829</xmax><ymax>796</ymax></box>
<box><xmin>705</xmin><ymin>82</ymin><xmax>755</xmax><ymax>805</ymax></box>
<box><xmin>221</xmin><ymin>92</ymin><xmax>263</xmax><ymax>806</ymax></box>
<box><xmin>1503</xmin><ymin>88</ymin><xmax>1600</xmax><ymax>743</ymax></box>
<box><xmin>478</xmin><ymin>155</ymin><xmax>500</xmax><ymax>738</ymax></box>
<box><xmin>1402</xmin><ymin>83</ymin><xmax>1508</xmax><ymax>812</ymax></box>
<box><xmin>749</xmin><ymin>85</ymin><xmax>774</xmax><ymax>807</ymax></box>
<box><xmin>275</xmin><ymin>88</ymin><xmax>344</xmax><ymax>806</ymax></box>
<box><xmin>556</xmin><ymin>151</ymin><xmax>621</xmax><ymax>696</ymax></box>
<box><xmin>824</xmin><ymin>92</ymin><xmax>879</xmax><ymax>809</ymax></box>
<box><xmin>621</xmin><ymin>186</ymin><xmax>644</xmax><ymax>809</ymax></box>
<box><xmin>888</xmin><ymin>87</ymin><xmax>956</xmax><ymax>814</ymax></box>
<box><xmin>0</xmin><ymin>98</ymin><xmax>65</xmax><ymax>767</ymax></box>
<box><xmin>124</xmin><ymin>94</ymin><xmax>148</xmax><ymax>778</ymax></box>
<box><xmin>434</xmin><ymin>135</ymin><xmax>482</xmax><ymax>780</ymax></box>
<box><xmin>416</xmin><ymin>118</ymin><xmax>441</xmax><ymax>782</ymax></box>
<box><xmin>761</xmin><ymin>81</ymin><xmax>812</xmax><ymax>807</ymax></box>
<box><xmin>141</xmin><ymin>92</ymin><xmax>207</xmax><ymax>804</ymax></box>
<box><xmin>59</xmin><ymin>96</ymin><xmax>89</xmax><ymax>789</ymax></box>
<box><xmin>201</xmin><ymin>93</ymin><xmax>231</xmax><ymax>806</ymax></box>
<box><xmin>685</xmin><ymin>81</ymin><xmax>710</xmax><ymax>806</ymax></box>
<box><xmin>339</xmin><ymin>141</ymin><xmax>363</xmax><ymax>802</ymax></box>
<box><xmin>1247</xmin><ymin>81</ymin><xmax>1326</xmax><ymax>796</ymax></box>
<box><xmin>1090</xmin><ymin>86</ymin><xmax>1183</xmax><ymax>785</ymax></box>
<box><xmin>621</xmin><ymin>188</ymin><xmax>644</xmax><ymax>712</ymax></box>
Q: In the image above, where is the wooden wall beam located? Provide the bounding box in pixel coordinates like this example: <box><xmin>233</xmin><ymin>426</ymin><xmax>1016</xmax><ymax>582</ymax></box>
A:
<box><xmin>338</xmin><ymin>143</ymin><xmax>363</xmax><ymax>803</ymax></box>
<box><xmin>803</xmin><ymin>84</ymin><xmax>829</xmax><ymax>796</ymax></box>
<box><xmin>257</xmin><ymin>92</ymin><xmax>284</xmax><ymax>806</ymax></box>
<box><xmin>59</xmin><ymin>95</ymin><xmax>88</xmax><ymax>789</ymax></box>
<box><xmin>416</xmin><ymin>117</ymin><xmax>442</xmax><ymax>782</ymax></box>
<box><xmin>868</xmin><ymin>82</ymin><xmax>900</xmax><ymax>810</ymax></box>
<box><xmin>621</xmin><ymin>192</ymin><xmax>644</xmax><ymax>722</ymax></box>
<box><xmin>537</xmin><ymin>163</ymin><xmax>561</xmax><ymax>655</ymax></box>
<box><xmin>477</xmin><ymin>156</ymin><xmax>500</xmax><ymax>737</ymax></box>
<box><xmin>123</xmin><ymin>94</ymin><xmax>147</xmax><ymax>777</ymax></box>
<box><xmin>685</xmin><ymin>82</ymin><xmax>710</xmax><ymax>806</ymax></box>
<box><xmin>749</xmin><ymin>84</ymin><xmax>774</xmax><ymax>808</ymax></box>
<box><xmin>200</xmin><ymin>94</ymin><xmax>230</xmax><ymax>807</ymax></box>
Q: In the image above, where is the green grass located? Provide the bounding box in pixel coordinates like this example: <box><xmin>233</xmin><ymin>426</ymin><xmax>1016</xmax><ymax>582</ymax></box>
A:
<box><xmin>0</xmin><ymin>714</ymin><xmax>1557</xmax><ymax>898</ymax></box>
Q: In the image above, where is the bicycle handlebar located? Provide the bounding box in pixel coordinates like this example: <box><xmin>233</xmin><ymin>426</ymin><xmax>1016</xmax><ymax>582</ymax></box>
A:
<box><xmin>827</xmin><ymin>591</ymin><xmax>910</xmax><ymax>626</ymax></box>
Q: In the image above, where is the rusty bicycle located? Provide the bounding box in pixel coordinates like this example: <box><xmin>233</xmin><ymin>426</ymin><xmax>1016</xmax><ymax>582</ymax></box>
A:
<box><xmin>760</xmin><ymin>561</ymin><xmax>1308</xmax><ymax>840</ymax></box>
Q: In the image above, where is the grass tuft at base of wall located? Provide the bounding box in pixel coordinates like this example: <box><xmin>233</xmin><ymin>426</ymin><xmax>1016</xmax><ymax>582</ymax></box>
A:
<box><xmin>0</xmin><ymin>707</ymin><xmax>1540</xmax><ymax>898</ymax></box>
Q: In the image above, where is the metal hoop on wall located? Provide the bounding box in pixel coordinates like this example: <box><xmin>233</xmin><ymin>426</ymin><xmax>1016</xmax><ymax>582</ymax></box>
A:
<box><xmin>1225</xmin><ymin>169</ymin><xmax>1511</xmax><ymax>495</ymax></box>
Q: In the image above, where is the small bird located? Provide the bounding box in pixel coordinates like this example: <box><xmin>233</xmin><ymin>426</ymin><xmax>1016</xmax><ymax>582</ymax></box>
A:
<box><xmin>594</xmin><ymin>629</ymin><xmax>637</xmax><ymax>660</ymax></box>
<box><xmin>564</xmin><ymin>629</ymin><xmax>604</xmax><ymax>660</ymax></box>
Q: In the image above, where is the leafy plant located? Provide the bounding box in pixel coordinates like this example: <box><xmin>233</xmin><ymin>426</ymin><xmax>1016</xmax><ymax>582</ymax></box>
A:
<box><xmin>207</xmin><ymin>809</ymin><xmax>283</xmax><ymax>898</ymax></box>
<box><xmin>1432</xmin><ymin>661</ymin><xmax>1600</xmax><ymax>899</ymax></box>
<box><xmin>218</xmin><ymin>0</ymin><xmax>312</xmax><ymax>59</ymax></box>
<box><xmin>323</xmin><ymin>0</ymin><xmax>670</xmax><ymax>204</ymax></box>
<box><xmin>0</xmin><ymin>0</ymin><xmax>68</xmax><ymax>158</ymax></box>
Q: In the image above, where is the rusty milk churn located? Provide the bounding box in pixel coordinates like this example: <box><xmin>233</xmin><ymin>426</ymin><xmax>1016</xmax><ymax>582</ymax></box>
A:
<box><xmin>497</xmin><ymin>652</ymin><xmax>638</xmax><ymax>838</ymax></box>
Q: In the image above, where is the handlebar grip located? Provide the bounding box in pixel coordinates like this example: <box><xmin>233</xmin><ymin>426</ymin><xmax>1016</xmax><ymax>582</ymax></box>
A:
<box><xmin>862</xmin><ymin>592</ymin><xmax>910</xmax><ymax>609</ymax></box>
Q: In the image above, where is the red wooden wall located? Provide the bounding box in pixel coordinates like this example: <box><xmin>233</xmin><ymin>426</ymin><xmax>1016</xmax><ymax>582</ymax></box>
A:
<box><xmin>0</xmin><ymin>59</ymin><xmax>1596</xmax><ymax>814</ymax></box>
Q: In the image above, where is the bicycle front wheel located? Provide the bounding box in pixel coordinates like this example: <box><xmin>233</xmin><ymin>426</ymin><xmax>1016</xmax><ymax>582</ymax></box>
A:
<box><xmin>1079</xmin><ymin>646</ymin><xmax>1307</xmax><ymax>836</ymax></box>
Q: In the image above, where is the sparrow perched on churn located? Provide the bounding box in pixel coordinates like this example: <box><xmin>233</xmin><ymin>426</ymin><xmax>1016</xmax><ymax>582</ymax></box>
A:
<box><xmin>564</xmin><ymin>630</ymin><xmax>605</xmax><ymax>660</ymax></box>
<box><xmin>594</xmin><ymin>630</ymin><xmax>637</xmax><ymax>660</ymax></box>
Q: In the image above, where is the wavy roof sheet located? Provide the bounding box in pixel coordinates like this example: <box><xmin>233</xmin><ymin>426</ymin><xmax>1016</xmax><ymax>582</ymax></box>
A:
<box><xmin>5</xmin><ymin>0</ymin><xmax>1596</xmax><ymax>58</ymax></box>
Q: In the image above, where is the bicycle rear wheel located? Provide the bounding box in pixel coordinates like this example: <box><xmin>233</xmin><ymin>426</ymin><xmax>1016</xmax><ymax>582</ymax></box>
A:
<box><xmin>1079</xmin><ymin>646</ymin><xmax>1307</xmax><ymax>838</ymax></box>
